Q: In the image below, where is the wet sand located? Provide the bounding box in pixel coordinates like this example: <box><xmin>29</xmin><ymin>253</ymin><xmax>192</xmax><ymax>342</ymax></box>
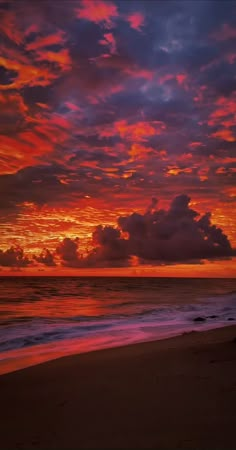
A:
<box><xmin>1</xmin><ymin>325</ymin><xmax>236</xmax><ymax>449</ymax></box>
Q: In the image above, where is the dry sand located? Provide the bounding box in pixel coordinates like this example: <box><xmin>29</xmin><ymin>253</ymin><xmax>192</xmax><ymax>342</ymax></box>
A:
<box><xmin>1</xmin><ymin>325</ymin><xmax>236</xmax><ymax>449</ymax></box>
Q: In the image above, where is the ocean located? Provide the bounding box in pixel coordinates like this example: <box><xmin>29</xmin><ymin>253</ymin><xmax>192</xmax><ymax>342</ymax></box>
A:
<box><xmin>0</xmin><ymin>277</ymin><xmax>235</xmax><ymax>374</ymax></box>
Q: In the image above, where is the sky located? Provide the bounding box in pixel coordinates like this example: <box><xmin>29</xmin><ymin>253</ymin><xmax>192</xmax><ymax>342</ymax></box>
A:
<box><xmin>0</xmin><ymin>0</ymin><xmax>236</xmax><ymax>276</ymax></box>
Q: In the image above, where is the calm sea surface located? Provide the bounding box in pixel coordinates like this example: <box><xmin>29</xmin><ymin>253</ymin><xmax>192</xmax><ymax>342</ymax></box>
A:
<box><xmin>0</xmin><ymin>277</ymin><xmax>235</xmax><ymax>374</ymax></box>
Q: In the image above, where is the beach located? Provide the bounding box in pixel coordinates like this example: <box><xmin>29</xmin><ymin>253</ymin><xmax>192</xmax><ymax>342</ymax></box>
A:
<box><xmin>1</xmin><ymin>325</ymin><xmax>236</xmax><ymax>449</ymax></box>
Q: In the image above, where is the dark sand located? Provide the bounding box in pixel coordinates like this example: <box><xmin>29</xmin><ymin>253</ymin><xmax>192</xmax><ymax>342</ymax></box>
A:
<box><xmin>1</xmin><ymin>326</ymin><xmax>236</xmax><ymax>449</ymax></box>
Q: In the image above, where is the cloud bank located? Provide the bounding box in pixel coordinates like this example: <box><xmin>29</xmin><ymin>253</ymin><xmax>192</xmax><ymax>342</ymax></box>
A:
<box><xmin>0</xmin><ymin>195</ymin><xmax>234</xmax><ymax>268</ymax></box>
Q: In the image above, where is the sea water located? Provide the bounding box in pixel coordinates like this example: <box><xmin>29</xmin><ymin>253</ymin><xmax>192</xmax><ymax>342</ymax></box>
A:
<box><xmin>0</xmin><ymin>277</ymin><xmax>235</xmax><ymax>374</ymax></box>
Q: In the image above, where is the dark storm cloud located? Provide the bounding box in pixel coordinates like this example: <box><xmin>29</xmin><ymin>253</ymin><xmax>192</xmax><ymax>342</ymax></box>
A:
<box><xmin>0</xmin><ymin>246</ymin><xmax>30</xmax><ymax>267</ymax></box>
<box><xmin>0</xmin><ymin>165</ymin><xmax>69</xmax><ymax>211</ymax></box>
<box><xmin>34</xmin><ymin>248</ymin><xmax>55</xmax><ymax>266</ymax></box>
<box><xmin>86</xmin><ymin>194</ymin><xmax>235</xmax><ymax>266</ymax></box>
<box><xmin>69</xmin><ymin>148</ymin><xmax>121</xmax><ymax>167</ymax></box>
<box><xmin>86</xmin><ymin>225</ymin><xmax>129</xmax><ymax>267</ymax></box>
<box><xmin>0</xmin><ymin>161</ymin><xmax>131</xmax><ymax>213</ymax></box>
<box><xmin>56</xmin><ymin>237</ymin><xmax>81</xmax><ymax>267</ymax></box>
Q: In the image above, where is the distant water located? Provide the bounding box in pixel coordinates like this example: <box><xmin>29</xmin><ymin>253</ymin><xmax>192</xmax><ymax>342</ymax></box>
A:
<box><xmin>0</xmin><ymin>277</ymin><xmax>235</xmax><ymax>374</ymax></box>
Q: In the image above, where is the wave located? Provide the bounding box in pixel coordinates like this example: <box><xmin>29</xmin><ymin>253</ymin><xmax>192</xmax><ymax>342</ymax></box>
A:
<box><xmin>0</xmin><ymin>280</ymin><xmax>235</xmax><ymax>357</ymax></box>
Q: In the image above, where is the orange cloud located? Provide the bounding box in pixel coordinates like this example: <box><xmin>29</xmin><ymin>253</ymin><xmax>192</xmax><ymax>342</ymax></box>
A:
<box><xmin>75</xmin><ymin>0</ymin><xmax>119</xmax><ymax>28</ymax></box>
<box><xmin>178</xmin><ymin>153</ymin><xmax>193</xmax><ymax>162</ymax></box>
<box><xmin>210</xmin><ymin>155</ymin><xmax>236</xmax><ymax>165</ymax></box>
<box><xmin>129</xmin><ymin>144</ymin><xmax>167</xmax><ymax>161</ymax></box>
<box><xmin>216</xmin><ymin>167</ymin><xmax>227</xmax><ymax>174</ymax></box>
<box><xmin>212</xmin><ymin>129</ymin><xmax>235</xmax><ymax>142</ymax></box>
<box><xmin>1</xmin><ymin>44</ymin><xmax>29</xmax><ymax>64</ymax></box>
<box><xmin>23</xmin><ymin>110</ymin><xmax>74</xmax><ymax>153</ymax></box>
<box><xmin>19</xmin><ymin>130</ymin><xmax>54</xmax><ymax>153</ymax></box>
<box><xmin>0</xmin><ymin>92</ymin><xmax>28</xmax><ymax>115</ymax></box>
<box><xmin>208</xmin><ymin>96</ymin><xmax>236</xmax><ymax>142</ymax></box>
<box><xmin>0</xmin><ymin>56</ymin><xmax>58</xmax><ymax>90</ymax></box>
<box><xmin>198</xmin><ymin>167</ymin><xmax>209</xmax><ymax>182</ymax></box>
<box><xmin>129</xmin><ymin>143</ymin><xmax>152</xmax><ymax>160</ymax></box>
<box><xmin>0</xmin><ymin>133</ymin><xmax>53</xmax><ymax>173</ymax></box>
<box><xmin>208</xmin><ymin>96</ymin><xmax>236</xmax><ymax>125</ymax></box>
<box><xmin>34</xmin><ymin>122</ymin><xmax>70</xmax><ymax>144</ymax></box>
<box><xmin>127</xmin><ymin>12</ymin><xmax>145</xmax><ymax>31</ymax></box>
<box><xmin>115</xmin><ymin>120</ymin><xmax>166</xmax><ymax>141</ymax></box>
<box><xmin>34</xmin><ymin>48</ymin><xmax>72</xmax><ymax>71</ymax></box>
<box><xmin>26</xmin><ymin>30</ymin><xmax>66</xmax><ymax>51</ymax></box>
<box><xmin>166</xmin><ymin>167</ymin><xmax>192</xmax><ymax>176</ymax></box>
<box><xmin>0</xmin><ymin>106</ymin><xmax>76</xmax><ymax>174</ymax></box>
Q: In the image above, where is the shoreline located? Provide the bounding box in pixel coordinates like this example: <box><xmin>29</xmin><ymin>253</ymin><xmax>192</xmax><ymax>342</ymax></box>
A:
<box><xmin>1</xmin><ymin>325</ymin><xmax>236</xmax><ymax>449</ymax></box>
<box><xmin>0</xmin><ymin>321</ymin><xmax>233</xmax><ymax>376</ymax></box>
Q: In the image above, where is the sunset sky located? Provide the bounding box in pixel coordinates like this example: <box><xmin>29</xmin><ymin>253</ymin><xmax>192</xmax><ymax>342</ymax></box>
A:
<box><xmin>0</xmin><ymin>0</ymin><xmax>236</xmax><ymax>276</ymax></box>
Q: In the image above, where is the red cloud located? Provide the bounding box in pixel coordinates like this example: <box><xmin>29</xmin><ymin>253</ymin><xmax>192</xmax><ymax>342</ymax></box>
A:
<box><xmin>99</xmin><ymin>32</ymin><xmax>117</xmax><ymax>54</ymax></box>
<box><xmin>86</xmin><ymin>83</ymin><xmax>124</xmax><ymax>104</ymax></box>
<box><xmin>25</xmin><ymin>24</ymin><xmax>40</xmax><ymax>37</ymax></box>
<box><xmin>176</xmin><ymin>73</ymin><xmax>187</xmax><ymax>86</ymax></box>
<box><xmin>158</xmin><ymin>72</ymin><xmax>188</xmax><ymax>89</ymax></box>
<box><xmin>36</xmin><ymin>102</ymin><xmax>50</xmax><ymax>110</ymax></box>
<box><xmin>94</xmin><ymin>53</ymin><xmax>154</xmax><ymax>81</ymax></box>
<box><xmin>64</xmin><ymin>102</ymin><xmax>81</xmax><ymax>112</ymax></box>
<box><xmin>158</xmin><ymin>74</ymin><xmax>174</xmax><ymax>85</ymax></box>
<box><xmin>211</xmin><ymin>23</ymin><xmax>236</xmax><ymax>41</ymax></box>
<box><xmin>125</xmin><ymin>67</ymin><xmax>154</xmax><ymax>81</ymax></box>
<box><xmin>189</xmin><ymin>141</ymin><xmax>202</xmax><ymax>149</ymax></box>
<box><xmin>225</xmin><ymin>52</ymin><xmax>236</xmax><ymax>64</ymax></box>
<box><xmin>0</xmin><ymin>10</ymin><xmax>24</xmax><ymax>44</ymax></box>
<box><xmin>126</xmin><ymin>12</ymin><xmax>145</xmax><ymax>31</ymax></box>
<box><xmin>75</xmin><ymin>0</ymin><xmax>119</xmax><ymax>28</ymax></box>
<box><xmin>212</xmin><ymin>96</ymin><xmax>236</xmax><ymax>118</ymax></box>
